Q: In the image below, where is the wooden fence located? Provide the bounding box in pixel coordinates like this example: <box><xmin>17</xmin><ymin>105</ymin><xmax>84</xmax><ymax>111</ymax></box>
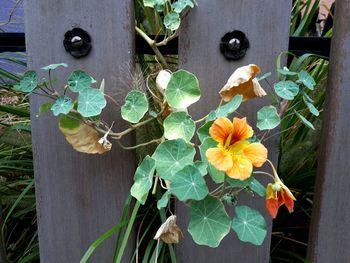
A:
<box><xmin>22</xmin><ymin>0</ymin><xmax>350</xmax><ymax>262</ymax></box>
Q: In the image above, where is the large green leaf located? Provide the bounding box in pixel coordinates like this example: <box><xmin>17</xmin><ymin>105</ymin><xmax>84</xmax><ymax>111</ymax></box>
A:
<box><xmin>18</xmin><ymin>71</ymin><xmax>38</xmax><ymax>92</ymax></box>
<box><xmin>170</xmin><ymin>165</ymin><xmax>208</xmax><ymax>201</ymax></box>
<box><xmin>298</xmin><ymin>70</ymin><xmax>316</xmax><ymax>90</ymax></box>
<box><xmin>232</xmin><ymin>206</ymin><xmax>267</xmax><ymax>245</ymax></box>
<box><xmin>130</xmin><ymin>156</ymin><xmax>155</xmax><ymax>205</ymax></box>
<box><xmin>163</xmin><ymin>112</ymin><xmax>195</xmax><ymax>142</ymax></box>
<box><xmin>152</xmin><ymin>139</ymin><xmax>195</xmax><ymax>181</ymax></box>
<box><xmin>172</xmin><ymin>0</ymin><xmax>194</xmax><ymax>13</ymax></box>
<box><xmin>121</xmin><ymin>90</ymin><xmax>149</xmax><ymax>123</ymax></box>
<box><xmin>257</xmin><ymin>106</ymin><xmax>280</xmax><ymax>131</ymax></box>
<box><xmin>197</xmin><ymin>121</ymin><xmax>213</xmax><ymax>143</ymax></box>
<box><xmin>41</xmin><ymin>63</ymin><xmax>68</xmax><ymax>71</ymax></box>
<box><xmin>77</xmin><ymin>88</ymin><xmax>107</xmax><ymax>117</ymax></box>
<box><xmin>188</xmin><ymin>196</ymin><xmax>231</xmax><ymax>248</ymax></box>
<box><xmin>274</xmin><ymin>81</ymin><xmax>299</xmax><ymax>100</ymax></box>
<box><xmin>207</xmin><ymin>95</ymin><xmax>243</xmax><ymax>121</ymax></box>
<box><xmin>164</xmin><ymin>12</ymin><xmax>180</xmax><ymax>31</ymax></box>
<box><xmin>165</xmin><ymin>70</ymin><xmax>201</xmax><ymax>109</ymax></box>
<box><xmin>68</xmin><ymin>70</ymin><xmax>94</xmax><ymax>92</ymax></box>
<box><xmin>199</xmin><ymin>137</ymin><xmax>225</xmax><ymax>183</ymax></box>
<box><xmin>51</xmin><ymin>96</ymin><xmax>74</xmax><ymax>116</ymax></box>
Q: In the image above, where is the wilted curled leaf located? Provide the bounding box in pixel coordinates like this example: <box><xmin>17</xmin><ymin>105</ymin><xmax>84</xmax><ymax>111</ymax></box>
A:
<box><xmin>59</xmin><ymin>113</ymin><xmax>111</xmax><ymax>154</ymax></box>
<box><xmin>154</xmin><ymin>215</ymin><xmax>183</xmax><ymax>244</ymax></box>
<box><xmin>219</xmin><ymin>64</ymin><xmax>266</xmax><ymax>102</ymax></box>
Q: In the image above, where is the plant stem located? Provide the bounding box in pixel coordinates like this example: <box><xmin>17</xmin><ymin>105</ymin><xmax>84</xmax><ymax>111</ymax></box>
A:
<box><xmin>116</xmin><ymin>138</ymin><xmax>161</xmax><ymax>150</ymax></box>
<box><xmin>220</xmin><ymin>176</ymin><xmax>227</xmax><ymax>198</ymax></box>
<box><xmin>115</xmin><ymin>201</ymin><xmax>141</xmax><ymax>263</ymax></box>
<box><xmin>135</xmin><ymin>26</ymin><xmax>169</xmax><ymax>68</ymax></box>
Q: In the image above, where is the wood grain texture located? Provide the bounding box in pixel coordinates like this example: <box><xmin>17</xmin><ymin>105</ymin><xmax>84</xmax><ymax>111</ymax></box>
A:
<box><xmin>24</xmin><ymin>1</ymin><xmax>135</xmax><ymax>262</ymax></box>
<box><xmin>308</xmin><ymin>1</ymin><xmax>350</xmax><ymax>262</ymax></box>
<box><xmin>177</xmin><ymin>1</ymin><xmax>291</xmax><ymax>262</ymax></box>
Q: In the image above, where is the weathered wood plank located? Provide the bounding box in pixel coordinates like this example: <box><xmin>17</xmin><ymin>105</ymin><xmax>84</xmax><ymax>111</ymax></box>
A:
<box><xmin>177</xmin><ymin>1</ymin><xmax>291</xmax><ymax>262</ymax></box>
<box><xmin>24</xmin><ymin>1</ymin><xmax>135</xmax><ymax>262</ymax></box>
<box><xmin>308</xmin><ymin>2</ymin><xmax>350</xmax><ymax>262</ymax></box>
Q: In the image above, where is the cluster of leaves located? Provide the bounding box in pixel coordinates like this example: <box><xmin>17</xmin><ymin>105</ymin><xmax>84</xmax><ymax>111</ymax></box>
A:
<box><xmin>143</xmin><ymin>0</ymin><xmax>196</xmax><ymax>31</ymax></box>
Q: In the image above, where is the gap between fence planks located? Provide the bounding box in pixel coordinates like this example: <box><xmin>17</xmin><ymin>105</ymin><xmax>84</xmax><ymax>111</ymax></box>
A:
<box><xmin>308</xmin><ymin>1</ymin><xmax>350</xmax><ymax>262</ymax></box>
<box><xmin>176</xmin><ymin>1</ymin><xmax>292</xmax><ymax>262</ymax></box>
<box><xmin>24</xmin><ymin>0</ymin><xmax>135</xmax><ymax>262</ymax></box>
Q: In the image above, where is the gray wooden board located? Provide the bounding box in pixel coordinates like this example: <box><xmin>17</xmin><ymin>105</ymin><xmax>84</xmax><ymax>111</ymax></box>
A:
<box><xmin>308</xmin><ymin>1</ymin><xmax>350</xmax><ymax>262</ymax></box>
<box><xmin>24</xmin><ymin>1</ymin><xmax>135</xmax><ymax>262</ymax></box>
<box><xmin>177</xmin><ymin>1</ymin><xmax>291</xmax><ymax>262</ymax></box>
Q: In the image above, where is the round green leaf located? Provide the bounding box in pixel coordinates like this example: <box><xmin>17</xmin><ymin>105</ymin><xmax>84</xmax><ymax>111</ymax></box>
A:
<box><xmin>165</xmin><ymin>70</ymin><xmax>201</xmax><ymax>109</ymax></box>
<box><xmin>188</xmin><ymin>196</ymin><xmax>231</xmax><ymax>248</ymax></box>
<box><xmin>130</xmin><ymin>156</ymin><xmax>156</xmax><ymax>205</ymax></box>
<box><xmin>51</xmin><ymin>96</ymin><xmax>74</xmax><ymax>116</ymax></box>
<box><xmin>194</xmin><ymin>161</ymin><xmax>208</xmax><ymax>176</ymax></box>
<box><xmin>121</xmin><ymin>91</ymin><xmax>149</xmax><ymax>123</ymax></box>
<box><xmin>41</xmin><ymin>63</ymin><xmax>68</xmax><ymax>71</ymax></box>
<box><xmin>170</xmin><ymin>165</ymin><xmax>209</xmax><ymax>201</ymax></box>
<box><xmin>199</xmin><ymin>137</ymin><xmax>225</xmax><ymax>183</ymax></box>
<box><xmin>164</xmin><ymin>12</ymin><xmax>180</xmax><ymax>31</ymax></box>
<box><xmin>274</xmin><ymin>81</ymin><xmax>299</xmax><ymax>100</ymax></box>
<box><xmin>157</xmin><ymin>191</ymin><xmax>171</xmax><ymax>210</ymax></box>
<box><xmin>68</xmin><ymin>70</ymin><xmax>94</xmax><ymax>92</ymax></box>
<box><xmin>19</xmin><ymin>71</ymin><xmax>38</xmax><ymax>92</ymax></box>
<box><xmin>77</xmin><ymin>88</ymin><xmax>107</xmax><ymax>117</ymax></box>
<box><xmin>207</xmin><ymin>95</ymin><xmax>243</xmax><ymax>121</ymax></box>
<box><xmin>232</xmin><ymin>206</ymin><xmax>267</xmax><ymax>245</ymax></box>
<box><xmin>163</xmin><ymin>112</ymin><xmax>195</xmax><ymax>142</ymax></box>
<box><xmin>298</xmin><ymin>70</ymin><xmax>315</xmax><ymax>90</ymax></box>
<box><xmin>172</xmin><ymin>0</ymin><xmax>194</xmax><ymax>13</ymax></box>
<box><xmin>257</xmin><ymin>106</ymin><xmax>280</xmax><ymax>131</ymax></box>
<box><xmin>152</xmin><ymin>139</ymin><xmax>195</xmax><ymax>181</ymax></box>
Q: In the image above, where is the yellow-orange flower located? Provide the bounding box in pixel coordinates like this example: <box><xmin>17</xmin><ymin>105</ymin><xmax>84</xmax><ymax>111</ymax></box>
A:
<box><xmin>206</xmin><ymin>117</ymin><xmax>267</xmax><ymax>180</ymax></box>
<box><xmin>219</xmin><ymin>64</ymin><xmax>267</xmax><ymax>102</ymax></box>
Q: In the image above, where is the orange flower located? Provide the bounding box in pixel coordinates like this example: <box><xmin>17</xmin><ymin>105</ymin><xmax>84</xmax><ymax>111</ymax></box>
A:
<box><xmin>265</xmin><ymin>160</ymin><xmax>296</xmax><ymax>218</ymax></box>
<box><xmin>219</xmin><ymin>64</ymin><xmax>267</xmax><ymax>102</ymax></box>
<box><xmin>206</xmin><ymin>117</ymin><xmax>267</xmax><ymax>180</ymax></box>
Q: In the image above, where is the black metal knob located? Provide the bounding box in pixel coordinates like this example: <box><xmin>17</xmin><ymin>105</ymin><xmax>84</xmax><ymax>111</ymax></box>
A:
<box><xmin>220</xmin><ymin>30</ymin><xmax>249</xmax><ymax>61</ymax></box>
<box><xmin>63</xmin><ymin>28</ymin><xmax>91</xmax><ymax>58</ymax></box>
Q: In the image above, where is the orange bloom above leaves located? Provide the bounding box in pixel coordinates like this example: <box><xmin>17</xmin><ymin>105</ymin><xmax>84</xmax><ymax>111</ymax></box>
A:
<box><xmin>206</xmin><ymin>117</ymin><xmax>268</xmax><ymax>180</ymax></box>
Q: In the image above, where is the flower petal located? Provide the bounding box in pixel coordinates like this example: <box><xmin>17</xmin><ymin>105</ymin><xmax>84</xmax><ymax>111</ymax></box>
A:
<box><xmin>281</xmin><ymin>188</ymin><xmax>295</xmax><ymax>213</ymax></box>
<box><xmin>209</xmin><ymin>117</ymin><xmax>233</xmax><ymax>144</ymax></box>
<box><xmin>266</xmin><ymin>198</ymin><xmax>280</xmax><ymax>219</ymax></box>
<box><xmin>219</xmin><ymin>64</ymin><xmax>261</xmax><ymax>102</ymax></box>
<box><xmin>243</xmin><ymin>142</ymin><xmax>268</xmax><ymax>167</ymax></box>
<box><xmin>266</xmin><ymin>183</ymin><xmax>277</xmax><ymax>199</ymax></box>
<box><xmin>252</xmin><ymin>78</ymin><xmax>267</xmax><ymax>97</ymax></box>
<box><xmin>206</xmin><ymin>147</ymin><xmax>233</xmax><ymax>171</ymax></box>
<box><xmin>232</xmin><ymin>117</ymin><xmax>254</xmax><ymax>143</ymax></box>
<box><xmin>226</xmin><ymin>157</ymin><xmax>253</xmax><ymax>180</ymax></box>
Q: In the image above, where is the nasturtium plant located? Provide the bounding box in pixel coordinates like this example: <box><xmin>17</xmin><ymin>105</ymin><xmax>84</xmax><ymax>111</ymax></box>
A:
<box><xmin>51</xmin><ymin>96</ymin><xmax>74</xmax><ymax>116</ymax></box>
<box><xmin>172</xmin><ymin>0</ymin><xmax>195</xmax><ymax>13</ymax></box>
<box><xmin>298</xmin><ymin>70</ymin><xmax>316</xmax><ymax>90</ymax></box>
<box><xmin>121</xmin><ymin>90</ymin><xmax>149</xmax><ymax>123</ymax></box>
<box><xmin>41</xmin><ymin>63</ymin><xmax>68</xmax><ymax>71</ymax></box>
<box><xmin>164</xmin><ymin>12</ymin><xmax>181</xmax><ymax>31</ymax></box>
<box><xmin>130</xmin><ymin>156</ymin><xmax>156</xmax><ymax>205</ymax></box>
<box><xmin>157</xmin><ymin>191</ymin><xmax>171</xmax><ymax>210</ymax></box>
<box><xmin>274</xmin><ymin>80</ymin><xmax>299</xmax><ymax>100</ymax></box>
<box><xmin>163</xmin><ymin>111</ymin><xmax>195</xmax><ymax>142</ymax></box>
<box><xmin>39</xmin><ymin>102</ymin><xmax>54</xmax><ymax>114</ymax></box>
<box><xmin>197</xmin><ymin>121</ymin><xmax>213</xmax><ymax>143</ymax></box>
<box><xmin>170</xmin><ymin>165</ymin><xmax>209</xmax><ymax>201</ymax></box>
<box><xmin>188</xmin><ymin>196</ymin><xmax>231</xmax><ymax>248</ymax></box>
<box><xmin>18</xmin><ymin>71</ymin><xmax>38</xmax><ymax>92</ymax></box>
<box><xmin>165</xmin><ymin>70</ymin><xmax>201</xmax><ymax>109</ymax></box>
<box><xmin>278</xmin><ymin>68</ymin><xmax>298</xmax><ymax>76</ymax></box>
<box><xmin>232</xmin><ymin>206</ymin><xmax>267</xmax><ymax>245</ymax></box>
<box><xmin>194</xmin><ymin>161</ymin><xmax>208</xmax><ymax>176</ymax></box>
<box><xmin>294</xmin><ymin>110</ymin><xmax>315</xmax><ymax>130</ymax></box>
<box><xmin>68</xmin><ymin>70</ymin><xmax>94</xmax><ymax>92</ymax></box>
<box><xmin>257</xmin><ymin>106</ymin><xmax>280</xmax><ymax>131</ymax></box>
<box><xmin>152</xmin><ymin>139</ymin><xmax>195</xmax><ymax>181</ymax></box>
<box><xmin>77</xmin><ymin>88</ymin><xmax>107</xmax><ymax>117</ymax></box>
